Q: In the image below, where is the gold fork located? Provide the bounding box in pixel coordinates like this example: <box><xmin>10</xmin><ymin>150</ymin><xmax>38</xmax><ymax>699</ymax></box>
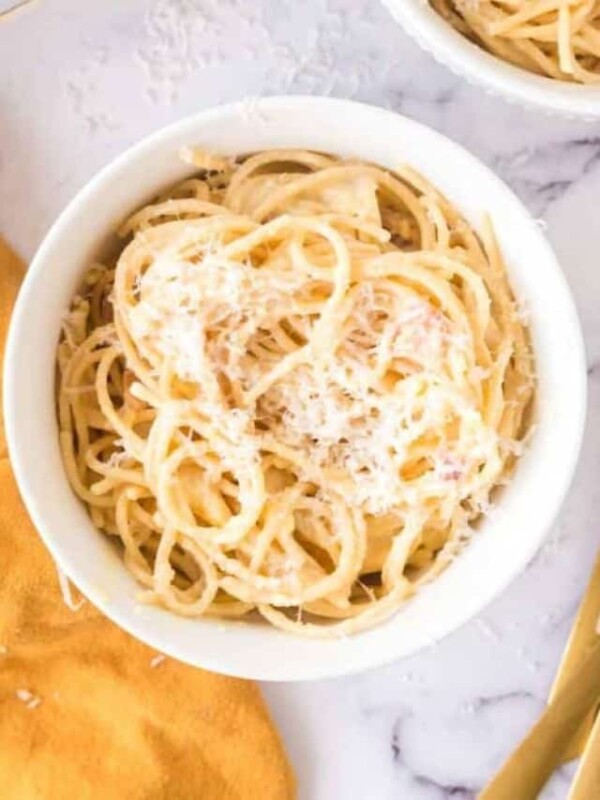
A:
<box><xmin>480</xmin><ymin>553</ymin><xmax>600</xmax><ymax>799</ymax></box>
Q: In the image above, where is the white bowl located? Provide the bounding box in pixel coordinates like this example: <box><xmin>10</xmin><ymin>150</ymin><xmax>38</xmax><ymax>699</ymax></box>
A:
<box><xmin>382</xmin><ymin>0</ymin><xmax>600</xmax><ymax>119</ymax></box>
<box><xmin>4</xmin><ymin>97</ymin><xmax>586</xmax><ymax>681</ymax></box>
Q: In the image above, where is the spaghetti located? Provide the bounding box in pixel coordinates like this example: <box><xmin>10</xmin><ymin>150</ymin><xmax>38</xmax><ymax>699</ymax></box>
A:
<box><xmin>431</xmin><ymin>0</ymin><xmax>600</xmax><ymax>83</ymax></box>
<box><xmin>57</xmin><ymin>149</ymin><xmax>534</xmax><ymax>637</ymax></box>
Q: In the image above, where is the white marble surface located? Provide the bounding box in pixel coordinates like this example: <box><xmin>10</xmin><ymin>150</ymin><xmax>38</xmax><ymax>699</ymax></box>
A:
<box><xmin>2</xmin><ymin>1</ymin><xmax>600</xmax><ymax>798</ymax></box>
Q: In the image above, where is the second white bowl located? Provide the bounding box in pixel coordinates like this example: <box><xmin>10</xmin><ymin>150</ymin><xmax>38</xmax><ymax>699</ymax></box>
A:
<box><xmin>382</xmin><ymin>0</ymin><xmax>600</xmax><ymax>119</ymax></box>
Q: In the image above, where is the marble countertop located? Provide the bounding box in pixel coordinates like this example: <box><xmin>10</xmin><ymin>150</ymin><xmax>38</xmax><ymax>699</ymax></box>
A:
<box><xmin>2</xmin><ymin>1</ymin><xmax>600</xmax><ymax>797</ymax></box>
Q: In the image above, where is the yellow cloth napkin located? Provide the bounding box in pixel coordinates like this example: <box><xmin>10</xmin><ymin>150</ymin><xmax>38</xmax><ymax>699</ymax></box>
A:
<box><xmin>0</xmin><ymin>238</ymin><xmax>295</xmax><ymax>800</ymax></box>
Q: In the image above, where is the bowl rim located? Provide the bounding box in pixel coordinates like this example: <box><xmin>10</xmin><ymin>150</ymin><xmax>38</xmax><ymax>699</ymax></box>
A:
<box><xmin>381</xmin><ymin>0</ymin><xmax>600</xmax><ymax>119</ymax></box>
<box><xmin>3</xmin><ymin>96</ymin><xmax>588</xmax><ymax>680</ymax></box>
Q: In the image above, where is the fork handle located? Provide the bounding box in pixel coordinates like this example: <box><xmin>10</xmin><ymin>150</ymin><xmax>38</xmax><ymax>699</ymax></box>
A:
<box><xmin>479</xmin><ymin>636</ymin><xmax>600</xmax><ymax>800</ymax></box>
<box><xmin>568</xmin><ymin>708</ymin><xmax>600</xmax><ymax>799</ymax></box>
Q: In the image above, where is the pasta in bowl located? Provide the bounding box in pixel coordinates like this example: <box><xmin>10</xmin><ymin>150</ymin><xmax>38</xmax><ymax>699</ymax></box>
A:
<box><xmin>382</xmin><ymin>0</ymin><xmax>600</xmax><ymax>117</ymax></box>
<box><xmin>5</xmin><ymin>98</ymin><xmax>585</xmax><ymax>678</ymax></box>
<box><xmin>57</xmin><ymin>149</ymin><xmax>533</xmax><ymax>637</ymax></box>
<box><xmin>431</xmin><ymin>1</ymin><xmax>600</xmax><ymax>84</ymax></box>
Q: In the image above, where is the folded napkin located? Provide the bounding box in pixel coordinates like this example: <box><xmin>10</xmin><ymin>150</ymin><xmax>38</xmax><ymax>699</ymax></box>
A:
<box><xmin>0</xmin><ymin>237</ymin><xmax>295</xmax><ymax>800</ymax></box>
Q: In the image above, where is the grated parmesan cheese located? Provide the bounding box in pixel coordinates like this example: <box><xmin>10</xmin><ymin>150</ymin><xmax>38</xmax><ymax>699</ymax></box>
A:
<box><xmin>16</xmin><ymin>689</ymin><xmax>42</xmax><ymax>710</ymax></box>
<box><xmin>127</xmin><ymin>228</ymin><xmax>501</xmax><ymax>519</ymax></box>
<box><xmin>129</xmin><ymin>249</ymin><xmax>305</xmax><ymax>388</ymax></box>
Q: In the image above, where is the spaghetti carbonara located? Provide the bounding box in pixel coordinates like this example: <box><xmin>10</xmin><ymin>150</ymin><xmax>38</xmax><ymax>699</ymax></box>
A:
<box><xmin>431</xmin><ymin>1</ymin><xmax>600</xmax><ymax>83</ymax></box>
<box><xmin>57</xmin><ymin>148</ymin><xmax>534</xmax><ymax>637</ymax></box>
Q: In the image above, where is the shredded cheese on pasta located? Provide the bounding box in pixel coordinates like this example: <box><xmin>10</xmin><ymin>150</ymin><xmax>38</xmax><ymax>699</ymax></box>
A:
<box><xmin>57</xmin><ymin>149</ymin><xmax>534</xmax><ymax>637</ymax></box>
